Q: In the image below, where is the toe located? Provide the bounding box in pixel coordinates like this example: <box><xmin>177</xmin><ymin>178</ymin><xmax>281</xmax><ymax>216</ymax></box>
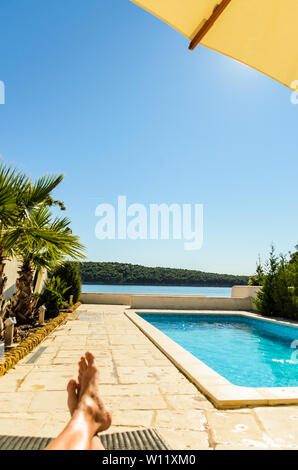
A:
<box><xmin>85</xmin><ymin>351</ymin><xmax>95</xmax><ymax>366</ymax></box>
<box><xmin>79</xmin><ymin>357</ymin><xmax>87</xmax><ymax>370</ymax></box>
<box><xmin>67</xmin><ymin>379</ymin><xmax>79</xmax><ymax>416</ymax></box>
<box><xmin>67</xmin><ymin>379</ymin><xmax>77</xmax><ymax>397</ymax></box>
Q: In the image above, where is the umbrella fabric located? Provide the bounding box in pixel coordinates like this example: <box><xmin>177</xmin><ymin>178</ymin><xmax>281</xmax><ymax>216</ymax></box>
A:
<box><xmin>131</xmin><ymin>0</ymin><xmax>298</xmax><ymax>89</ymax></box>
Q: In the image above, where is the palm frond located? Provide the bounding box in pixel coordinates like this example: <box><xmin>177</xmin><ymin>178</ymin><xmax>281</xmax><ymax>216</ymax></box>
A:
<box><xmin>43</xmin><ymin>195</ymin><xmax>66</xmax><ymax>211</ymax></box>
<box><xmin>7</xmin><ymin>204</ymin><xmax>86</xmax><ymax>268</ymax></box>
<box><xmin>0</xmin><ymin>162</ymin><xmax>25</xmax><ymax>226</ymax></box>
<box><xmin>19</xmin><ymin>174</ymin><xmax>64</xmax><ymax>210</ymax></box>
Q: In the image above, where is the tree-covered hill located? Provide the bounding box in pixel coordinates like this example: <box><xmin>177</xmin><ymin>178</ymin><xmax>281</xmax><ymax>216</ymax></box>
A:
<box><xmin>78</xmin><ymin>262</ymin><xmax>249</xmax><ymax>287</ymax></box>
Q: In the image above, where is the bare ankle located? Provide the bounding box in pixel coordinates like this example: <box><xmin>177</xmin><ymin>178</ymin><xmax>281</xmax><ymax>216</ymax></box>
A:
<box><xmin>70</xmin><ymin>407</ymin><xmax>99</xmax><ymax>436</ymax></box>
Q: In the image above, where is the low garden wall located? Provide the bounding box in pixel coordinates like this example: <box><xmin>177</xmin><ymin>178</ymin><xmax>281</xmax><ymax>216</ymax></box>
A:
<box><xmin>80</xmin><ymin>292</ymin><xmax>132</xmax><ymax>305</ymax></box>
<box><xmin>80</xmin><ymin>291</ymin><xmax>254</xmax><ymax>310</ymax></box>
<box><xmin>130</xmin><ymin>294</ymin><xmax>252</xmax><ymax>310</ymax></box>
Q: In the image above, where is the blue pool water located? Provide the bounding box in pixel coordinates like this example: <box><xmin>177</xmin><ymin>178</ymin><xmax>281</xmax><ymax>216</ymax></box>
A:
<box><xmin>139</xmin><ymin>313</ymin><xmax>298</xmax><ymax>387</ymax></box>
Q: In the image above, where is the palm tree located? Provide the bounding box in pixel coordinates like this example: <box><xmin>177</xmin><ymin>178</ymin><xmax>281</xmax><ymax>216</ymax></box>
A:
<box><xmin>0</xmin><ymin>163</ymin><xmax>64</xmax><ymax>304</ymax></box>
<box><xmin>0</xmin><ymin>163</ymin><xmax>20</xmax><ymax>225</ymax></box>
<box><xmin>0</xmin><ymin>163</ymin><xmax>28</xmax><ymax>309</ymax></box>
<box><xmin>6</xmin><ymin>205</ymin><xmax>85</xmax><ymax>322</ymax></box>
<box><xmin>0</xmin><ymin>163</ymin><xmax>32</xmax><ymax>337</ymax></box>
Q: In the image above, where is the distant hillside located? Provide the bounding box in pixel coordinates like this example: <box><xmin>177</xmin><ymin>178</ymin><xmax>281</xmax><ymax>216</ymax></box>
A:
<box><xmin>78</xmin><ymin>262</ymin><xmax>249</xmax><ymax>287</ymax></box>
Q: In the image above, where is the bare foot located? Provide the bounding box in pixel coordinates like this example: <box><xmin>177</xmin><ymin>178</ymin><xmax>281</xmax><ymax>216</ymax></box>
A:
<box><xmin>46</xmin><ymin>353</ymin><xmax>111</xmax><ymax>451</ymax></box>
<box><xmin>67</xmin><ymin>376</ymin><xmax>106</xmax><ymax>450</ymax></box>
<box><xmin>67</xmin><ymin>352</ymin><xmax>112</xmax><ymax>436</ymax></box>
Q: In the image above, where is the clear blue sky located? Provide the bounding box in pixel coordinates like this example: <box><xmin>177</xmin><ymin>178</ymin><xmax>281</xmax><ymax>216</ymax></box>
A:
<box><xmin>0</xmin><ymin>0</ymin><xmax>297</xmax><ymax>275</ymax></box>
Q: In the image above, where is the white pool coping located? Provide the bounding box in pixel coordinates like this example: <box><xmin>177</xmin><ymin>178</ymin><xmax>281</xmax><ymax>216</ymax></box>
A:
<box><xmin>125</xmin><ymin>309</ymin><xmax>298</xmax><ymax>409</ymax></box>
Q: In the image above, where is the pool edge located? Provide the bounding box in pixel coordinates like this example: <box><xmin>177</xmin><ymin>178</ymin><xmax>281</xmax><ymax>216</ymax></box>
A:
<box><xmin>124</xmin><ymin>309</ymin><xmax>298</xmax><ymax>409</ymax></box>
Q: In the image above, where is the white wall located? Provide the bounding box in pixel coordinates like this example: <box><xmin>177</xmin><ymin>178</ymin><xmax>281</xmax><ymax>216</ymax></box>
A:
<box><xmin>231</xmin><ymin>285</ymin><xmax>261</xmax><ymax>299</ymax></box>
<box><xmin>3</xmin><ymin>258</ymin><xmax>47</xmax><ymax>301</ymax></box>
<box><xmin>3</xmin><ymin>259</ymin><xmax>19</xmax><ymax>301</ymax></box>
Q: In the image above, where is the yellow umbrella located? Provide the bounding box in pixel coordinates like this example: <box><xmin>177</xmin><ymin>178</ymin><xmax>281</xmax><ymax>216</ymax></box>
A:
<box><xmin>130</xmin><ymin>0</ymin><xmax>298</xmax><ymax>89</ymax></box>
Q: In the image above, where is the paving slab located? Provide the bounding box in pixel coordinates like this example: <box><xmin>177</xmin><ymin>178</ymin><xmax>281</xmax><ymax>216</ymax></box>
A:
<box><xmin>205</xmin><ymin>410</ymin><xmax>271</xmax><ymax>449</ymax></box>
<box><xmin>158</xmin><ymin>429</ymin><xmax>211</xmax><ymax>450</ymax></box>
<box><xmin>253</xmin><ymin>406</ymin><xmax>298</xmax><ymax>448</ymax></box>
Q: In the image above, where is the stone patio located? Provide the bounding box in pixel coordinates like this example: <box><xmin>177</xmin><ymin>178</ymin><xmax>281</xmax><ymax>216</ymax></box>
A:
<box><xmin>0</xmin><ymin>304</ymin><xmax>298</xmax><ymax>450</ymax></box>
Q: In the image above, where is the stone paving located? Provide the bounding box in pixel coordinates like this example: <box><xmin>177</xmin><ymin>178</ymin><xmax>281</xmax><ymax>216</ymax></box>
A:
<box><xmin>0</xmin><ymin>304</ymin><xmax>298</xmax><ymax>450</ymax></box>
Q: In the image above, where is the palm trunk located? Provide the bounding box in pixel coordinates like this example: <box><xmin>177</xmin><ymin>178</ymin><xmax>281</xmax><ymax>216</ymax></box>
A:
<box><xmin>0</xmin><ymin>247</ymin><xmax>8</xmax><ymax>307</ymax></box>
<box><xmin>0</xmin><ymin>248</ymin><xmax>8</xmax><ymax>342</ymax></box>
<box><xmin>8</xmin><ymin>260</ymin><xmax>35</xmax><ymax>323</ymax></box>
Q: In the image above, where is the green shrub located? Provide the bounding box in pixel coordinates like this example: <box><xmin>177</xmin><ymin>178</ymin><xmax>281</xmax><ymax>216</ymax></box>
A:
<box><xmin>288</xmin><ymin>249</ymin><xmax>298</xmax><ymax>297</ymax></box>
<box><xmin>254</xmin><ymin>246</ymin><xmax>298</xmax><ymax>319</ymax></box>
<box><xmin>248</xmin><ymin>256</ymin><xmax>264</xmax><ymax>286</ymax></box>
<box><xmin>38</xmin><ymin>276</ymin><xmax>70</xmax><ymax>318</ymax></box>
<box><xmin>52</xmin><ymin>261</ymin><xmax>81</xmax><ymax>303</ymax></box>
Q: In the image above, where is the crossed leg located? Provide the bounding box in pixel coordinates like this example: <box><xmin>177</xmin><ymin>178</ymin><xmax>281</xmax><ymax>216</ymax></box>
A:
<box><xmin>45</xmin><ymin>351</ymin><xmax>112</xmax><ymax>450</ymax></box>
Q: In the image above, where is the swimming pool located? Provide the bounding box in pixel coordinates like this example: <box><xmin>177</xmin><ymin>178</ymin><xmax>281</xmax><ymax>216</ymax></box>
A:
<box><xmin>139</xmin><ymin>313</ymin><xmax>298</xmax><ymax>388</ymax></box>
